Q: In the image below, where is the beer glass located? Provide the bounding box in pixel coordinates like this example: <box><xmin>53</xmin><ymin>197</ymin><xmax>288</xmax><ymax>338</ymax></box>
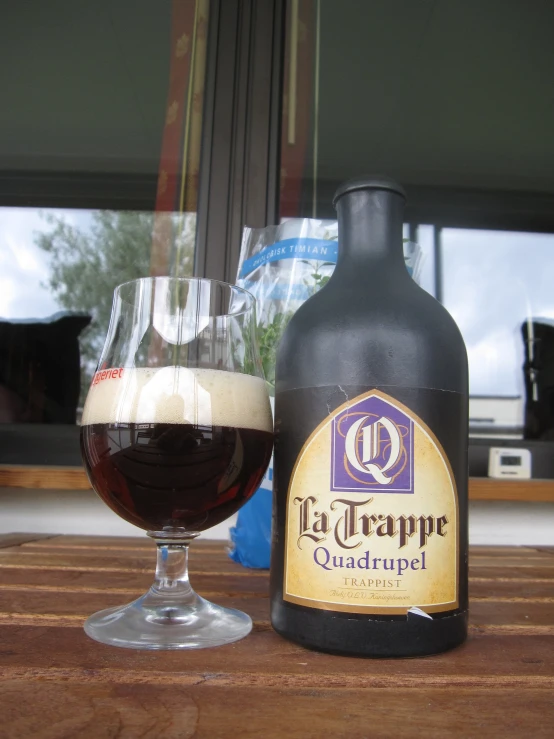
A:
<box><xmin>80</xmin><ymin>277</ymin><xmax>273</xmax><ymax>649</ymax></box>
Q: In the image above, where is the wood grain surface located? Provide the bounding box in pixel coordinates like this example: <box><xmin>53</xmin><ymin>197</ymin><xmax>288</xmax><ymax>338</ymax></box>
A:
<box><xmin>0</xmin><ymin>535</ymin><xmax>552</xmax><ymax>738</ymax></box>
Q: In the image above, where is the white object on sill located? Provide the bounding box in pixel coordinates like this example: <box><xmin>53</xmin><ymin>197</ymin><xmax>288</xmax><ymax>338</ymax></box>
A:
<box><xmin>488</xmin><ymin>447</ymin><xmax>532</xmax><ymax>479</ymax></box>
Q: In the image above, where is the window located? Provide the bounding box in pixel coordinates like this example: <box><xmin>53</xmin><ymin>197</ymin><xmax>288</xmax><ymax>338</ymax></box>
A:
<box><xmin>277</xmin><ymin>0</ymin><xmax>554</xmax><ymax>443</ymax></box>
<box><xmin>441</xmin><ymin>228</ymin><xmax>554</xmax><ymax>440</ymax></box>
<box><xmin>0</xmin><ymin>0</ymin><xmax>285</xmax><ymax>467</ymax></box>
<box><xmin>0</xmin><ymin>207</ymin><xmax>197</xmax><ymax>423</ymax></box>
<box><xmin>0</xmin><ymin>0</ymin><xmax>210</xmax><ymax>462</ymax></box>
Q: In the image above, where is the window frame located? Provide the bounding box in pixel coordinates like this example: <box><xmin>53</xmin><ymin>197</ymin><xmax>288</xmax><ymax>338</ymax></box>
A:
<box><xmin>194</xmin><ymin>0</ymin><xmax>285</xmax><ymax>283</ymax></box>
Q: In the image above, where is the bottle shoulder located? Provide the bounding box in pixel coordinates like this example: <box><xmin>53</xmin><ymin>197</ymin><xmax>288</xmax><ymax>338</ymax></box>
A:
<box><xmin>282</xmin><ymin>276</ymin><xmax>463</xmax><ymax>344</ymax></box>
<box><xmin>276</xmin><ymin>278</ymin><xmax>468</xmax><ymax>394</ymax></box>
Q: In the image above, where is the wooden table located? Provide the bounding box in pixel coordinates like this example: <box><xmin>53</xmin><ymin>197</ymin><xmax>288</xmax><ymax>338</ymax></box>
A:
<box><xmin>0</xmin><ymin>535</ymin><xmax>552</xmax><ymax>738</ymax></box>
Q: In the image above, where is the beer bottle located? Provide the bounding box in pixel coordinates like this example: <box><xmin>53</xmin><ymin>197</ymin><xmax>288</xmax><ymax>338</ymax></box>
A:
<box><xmin>270</xmin><ymin>176</ymin><xmax>468</xmax><ymax>657</ymax></box>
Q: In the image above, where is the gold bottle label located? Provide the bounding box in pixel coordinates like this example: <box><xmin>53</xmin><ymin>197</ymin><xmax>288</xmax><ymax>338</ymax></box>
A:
<box><xmin>283</xmin><ymin>389</ymin><xmax>458</xmax><ymax>615</ymax></box>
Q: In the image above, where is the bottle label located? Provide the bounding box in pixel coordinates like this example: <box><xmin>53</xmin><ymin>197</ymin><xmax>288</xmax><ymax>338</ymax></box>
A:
<box><xmin>283</xmin><ymin>389</ymin><xmax>459</xmax><ymax>614</ymax></box>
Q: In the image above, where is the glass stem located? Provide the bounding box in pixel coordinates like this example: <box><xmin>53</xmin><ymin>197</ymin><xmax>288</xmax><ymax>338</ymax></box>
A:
<box><xmin>145</xmin><ymin>534</ymin><xmax>199</xmax><ymax>606</ymax></box>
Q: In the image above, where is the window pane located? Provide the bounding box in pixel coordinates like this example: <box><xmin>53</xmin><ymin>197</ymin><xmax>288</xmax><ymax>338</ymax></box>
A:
<box><xmin>0</xmin><ymin>1</ymin><xmax>209</xmax><ymax>441</ymax></box>
<box><xmin>0</xmin><ymin>207</ymin><xmax>197</xmax><ymax>424</ymax></box>
<box><xmin>442</xmin><ymin>228</ymin><xmax>554</xmax><ymax>437</ymax></box>
<box><xmin>412</xmin><ymin>225</ymin><xmax>436</xmax><ymax>299</ymax></box>
<box><xmin>279</xmin><ymin>0</ymin><xmax>554</xmax><ymax>219</ymax></box>
<box><xmin>0</xmin><ymin>0</ymin><xmax>209</xmax><ymax>213</ymax></box>
<box><xmin>278</xmin><ymin>0</ymin><xmax>554</xmax><ymax>444</ymax></box>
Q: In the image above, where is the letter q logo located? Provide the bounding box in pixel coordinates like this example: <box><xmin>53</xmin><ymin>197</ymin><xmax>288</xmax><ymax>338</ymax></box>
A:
<box><xmin>344</xmin><ymin>416</ymin><xmax>402</xmax><ymax>485</ymax></box>
<box><xmin>331</xmin><ymin>392</ymin><xmax>413</xmax><ymax>493</ymax></box>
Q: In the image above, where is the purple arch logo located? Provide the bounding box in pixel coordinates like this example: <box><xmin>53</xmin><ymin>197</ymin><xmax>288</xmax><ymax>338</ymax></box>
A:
<box><xmin>331</xmin><ymin>392</ymin><xmax>414</xmax><ymax>494</ymax></box>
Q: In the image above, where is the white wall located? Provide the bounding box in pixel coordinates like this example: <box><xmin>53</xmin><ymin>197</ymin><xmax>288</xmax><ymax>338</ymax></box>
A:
<box><xmin>468</xmin><ymin>500</ymin><xmax>554</xmax><ymax>546</ymax></box>
<box><xmin>0</xmin><ymin>488</ymin><xmax>236</xmax><ymax>540</ymax></box>
<box><xmin>1</xmin><ymin>488</ymin><xmax>553</xmax><ymax>547</ymax></box>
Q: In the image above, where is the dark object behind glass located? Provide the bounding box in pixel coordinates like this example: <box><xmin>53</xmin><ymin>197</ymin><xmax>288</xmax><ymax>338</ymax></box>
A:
<box><xmin>0</xmin><ymin>312</ymin><xmax>90</xmax><ymax>424</ymax></box>
<box><xmin>522</xmin><ymin>319</ymin><xmax>554</xmax><ymax>441</ymax></box>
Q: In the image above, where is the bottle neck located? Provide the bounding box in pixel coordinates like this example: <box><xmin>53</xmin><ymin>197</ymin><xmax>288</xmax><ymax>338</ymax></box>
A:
<box><xmin>334</xmin><ymin>188</ymin><xmax>406</xmax><ymax>276</ymax></box>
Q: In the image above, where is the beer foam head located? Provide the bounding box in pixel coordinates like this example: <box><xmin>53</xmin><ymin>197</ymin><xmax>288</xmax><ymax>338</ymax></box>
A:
<box><xmin>81</xmin><ymin>367</ymin><xmax>273</xmax><ymax>432</ymax></box>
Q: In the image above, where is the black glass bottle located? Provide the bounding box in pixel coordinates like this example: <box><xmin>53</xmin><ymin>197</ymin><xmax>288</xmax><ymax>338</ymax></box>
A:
<box><xmin>270</xmin><ymin>176</ymin><xmax>468</xmax><ymax>657</ymax></box>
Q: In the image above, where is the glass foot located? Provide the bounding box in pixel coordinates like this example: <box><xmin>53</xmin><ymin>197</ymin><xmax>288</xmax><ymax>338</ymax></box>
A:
<box><xmin>84</xmin><ymin>589</ymin><xmax>252</xmax><ymax>650</ymax></box>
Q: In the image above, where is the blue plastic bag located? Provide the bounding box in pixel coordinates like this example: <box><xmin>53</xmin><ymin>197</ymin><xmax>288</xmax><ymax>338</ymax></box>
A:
<box><xmin>229</xmin><ymin>460</ymin><xmax>272</xmax><ymax>568</ymax></box>
<box><xmin>229</xmin><ymin>221</ymin><xmax>422</xmax><ymax>568</ymax></box>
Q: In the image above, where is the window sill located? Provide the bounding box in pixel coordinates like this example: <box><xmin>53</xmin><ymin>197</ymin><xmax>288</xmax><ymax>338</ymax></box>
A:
<box><xmin>0</xmin><ymin>466</ymin><xmax>90</xmax><ymax>490</ymax></box>
<box><xmin>1</xmin><ymin>466</ymin><xmax>554</xmax><ymax>502</ymax></box>
<box><xmin>468</xmin><ymin>478</ymin><xmax>554</xmax><ymax>502</ymax></box>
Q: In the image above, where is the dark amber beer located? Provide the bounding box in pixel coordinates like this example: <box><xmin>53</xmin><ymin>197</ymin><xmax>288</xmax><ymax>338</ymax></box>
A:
<box><xmin>81</xmin><ymin>367</ymin><xmax>273</xmax><ymax>532</ymax></box>
<box><xmin>270</xmin><ymin>177</ymin><xmax>468</xmax><ymax>657</ymax></box>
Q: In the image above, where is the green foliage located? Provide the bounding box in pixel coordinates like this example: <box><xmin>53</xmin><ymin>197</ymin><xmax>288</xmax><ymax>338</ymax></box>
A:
<box><xmin>255</xmin><ymin>259</ymin><xmax>335</xmax><ymax>388</ymax></box>
<box><xmin>258</xmin><ymin>311</ymin><xmax>294</xmax><ymax>387</ymax></box>
<box><xmin>300</xmin><ymin>260</ymin><xmax>334</xmax><ymax>297</ymax></box>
